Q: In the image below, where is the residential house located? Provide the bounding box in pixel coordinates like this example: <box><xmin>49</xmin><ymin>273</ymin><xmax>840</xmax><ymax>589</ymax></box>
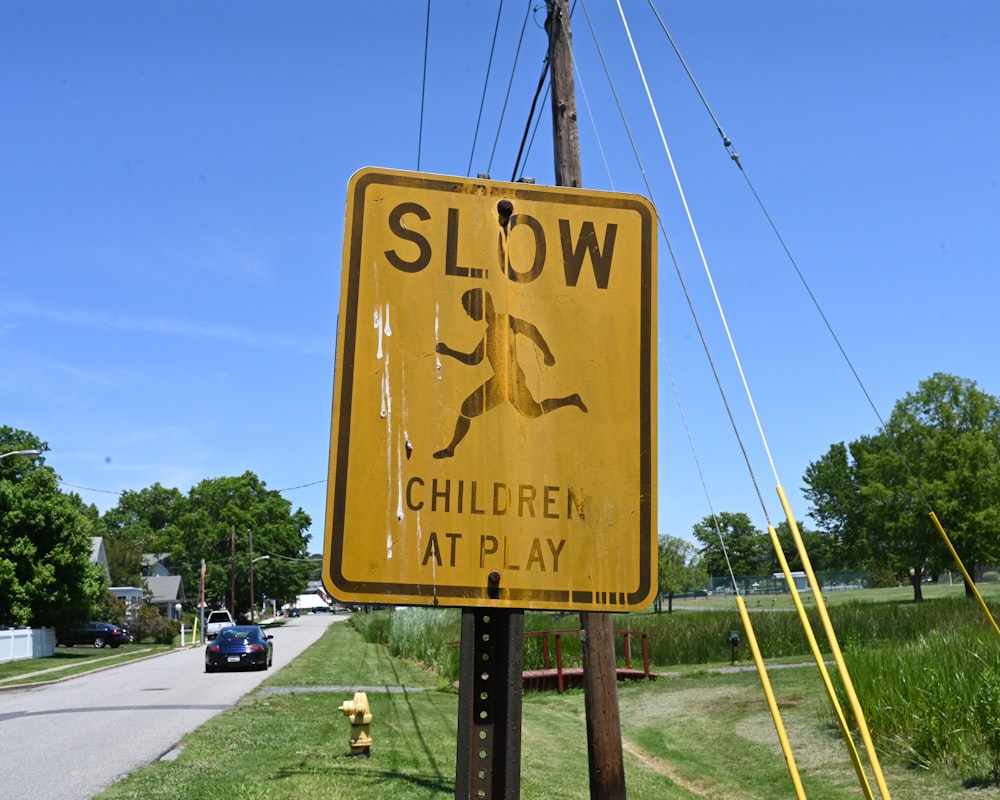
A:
<box><xmin>145</xmin><ymin>575</ymin><xmax>186</xmax><ymax>619</ymax></box>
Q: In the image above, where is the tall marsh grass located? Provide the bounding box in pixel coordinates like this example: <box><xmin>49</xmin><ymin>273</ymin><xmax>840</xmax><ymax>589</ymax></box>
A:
<box><xmin>350</xmin><ymin>596</ymin><xmax>1000</xmax><ymax>781</ymax></box>
<box><xmin>841</xmin><ymin>625</ymin><xmax>1000</xmax><ymax>781</ymax></box>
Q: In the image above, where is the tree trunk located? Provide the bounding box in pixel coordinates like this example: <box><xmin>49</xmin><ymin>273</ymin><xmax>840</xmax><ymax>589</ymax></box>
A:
<box><xmin>910</xmin><ymin>569</ymin><xmax>924</xmax><ymax>602</ymax></box>
<box><xmin>668</xmin><ymin>592</ymin><xmax>674</xmax><ymax>613</ymax></box>
<box><xmin>964</xmin><ymin>561</ymin><xmax>978</xmax><ymax>599</ymax></box>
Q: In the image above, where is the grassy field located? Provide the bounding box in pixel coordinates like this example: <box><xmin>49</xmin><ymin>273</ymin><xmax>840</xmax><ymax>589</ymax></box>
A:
<box><xmin>671</xmin><ymin>580</ymin><xmax>1000</xmax><ymax>611</ymax></box>
<box><xmin>91</xmin><ymin>603</ymin><xmax>1000</xmax><ymax>800</ymax></box>
<box><xmin>7</xmin><ymin>584</ymin><xmax>1000</xmax><ymax>798</ymax></box>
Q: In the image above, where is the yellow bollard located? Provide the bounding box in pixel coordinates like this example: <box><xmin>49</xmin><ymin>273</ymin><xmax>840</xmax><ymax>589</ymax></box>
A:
<box><xmin>338</xmin><ymin>691</ymin><xmax>373</xmax><ymax>758</ymax></box>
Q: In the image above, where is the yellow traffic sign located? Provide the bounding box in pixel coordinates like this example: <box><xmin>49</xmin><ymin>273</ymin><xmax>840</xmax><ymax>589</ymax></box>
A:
<box><xmin>324</xmin><ymin>167</ymin><xmax>656</xmax><ymax>611</ymax></box>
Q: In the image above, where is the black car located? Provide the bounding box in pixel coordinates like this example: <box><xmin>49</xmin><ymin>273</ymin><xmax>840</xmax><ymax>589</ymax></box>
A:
<box><xmin>57</xmin><ymin>621</ymin><xmax>129</xmax><ymax>649</ymax></box>
<box><xmin>286</xmin><ymin>608</ymin><xmax>300</xmax><ymax>618</ymax></box>
<box><xmin>205</xmin><ymin>625</ymin><xmax>274</xmax><ymax>672</ymax></box>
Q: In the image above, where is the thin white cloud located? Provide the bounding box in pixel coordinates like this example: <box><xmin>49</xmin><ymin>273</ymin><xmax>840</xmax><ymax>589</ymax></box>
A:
<box><xmin>1</xmin><ymin>296</ymin><xmax>331</xmax><ymax>355</ymax></box>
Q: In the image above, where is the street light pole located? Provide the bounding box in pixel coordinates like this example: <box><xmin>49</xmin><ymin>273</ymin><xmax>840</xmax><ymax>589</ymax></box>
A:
<box><xmin>249</xmin><ymin>555</ymin><xmax>270</xmax><ymax>624</ymax></box>
<box><xmin>0</xmin><ymin>449</ymin><xmax>41</xmax><ymax>461</ymax></box>
<box><xmin>248</xmin><ymin>528</ymin><xmax>253</xmax><ymax>623</ymax></box>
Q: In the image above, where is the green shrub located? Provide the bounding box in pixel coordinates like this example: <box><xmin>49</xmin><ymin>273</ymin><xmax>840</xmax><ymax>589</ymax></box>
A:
<box><xmin>128</xmin><ymin>604</ymin><xmax>178</xmax><ymax>644</ymax></box>
<box><xmin>92</xmin><ymin>589</ymin><xmax>128</xmax><ymax>628</ymax></box>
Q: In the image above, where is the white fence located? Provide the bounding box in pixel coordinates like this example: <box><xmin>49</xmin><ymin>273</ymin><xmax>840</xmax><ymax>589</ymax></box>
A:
<box><xmin>0</xmin><ymin>627</ymin><xmax>56</xmax><ymax>663</ymax></box>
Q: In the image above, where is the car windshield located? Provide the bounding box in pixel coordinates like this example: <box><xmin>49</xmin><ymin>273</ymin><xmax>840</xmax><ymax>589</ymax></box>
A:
<box><xmin>220</xmin><ymin>627</ymin><xmax>259</xmax><ymax>641</ymax></box>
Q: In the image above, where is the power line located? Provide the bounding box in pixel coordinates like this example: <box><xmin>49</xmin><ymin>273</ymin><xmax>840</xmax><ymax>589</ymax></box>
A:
<box><xmin>56</xmin><ymin>478</ymin><xmax>326</xmax><ymax>500</ymax></box>
<box><xmin>467</xmin><ymin>0</ymin><xmax>506</xmax><ymax>176</ymax></box>
<box><xmin>487</xmin><ymin>0</ymin><xmax>535</xmax><ymax>175</ymax></box>
<box><xmin>417</xmin><ymin>0</ymin><xmax>432</xmax><ymax>170</ymax></box>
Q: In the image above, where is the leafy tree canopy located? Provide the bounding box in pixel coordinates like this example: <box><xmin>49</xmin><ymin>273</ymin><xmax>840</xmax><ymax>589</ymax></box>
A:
<box><xmin>691</xmin><ymin>511</ymin><xmax>768</xmax><ymax>579</ymax></box>
<box><xmin>769</xmin><ymin>519</ymin><xmax>840</xmax><ymax>573</ymax></box>
<box><xmin>103</xmin><ymin>471</ymin><xmax>314</xmax><ymax>621</ymax></box>
<box><xmin>804</xmin><ymin>373</ymin><xmax>1000</xmax><ymax>601</ymax></box>
<box><xmin>0</xmin><ymin>426</ymin><xmax>104</xmax><ymax>628</ymax></box>
<box><xmin>655</xmin><ymin>535</ymin><xmax>707</xmax><ymax>612</ymax></box>
<box><xmin>102</xmin><ymin>483</ymin><xmax>185</xmax><ymax>585</ymax></box>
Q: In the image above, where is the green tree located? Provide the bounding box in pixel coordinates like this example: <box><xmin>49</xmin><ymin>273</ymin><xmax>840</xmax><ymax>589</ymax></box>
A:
<box><xmin>655</xmin><ymin>535</ymin><xmax>707</xmax><ymax>613</ymax></box>
<box><xmin>804</xmin><ymin>439</ymin><xmax>868</xmax><ymax>566</ymax></box>
<box><xmin>866</xmin><ymin>373</ymin><xmax>1000</xmax><ymax>600</ymax></box>
<box><xmin>102</xmin><ymin>483</ymin><xmax>185</xmax><ymax>585</ymax></box>
<box><xmin>691</xmin><ymin>511</ymin><xmax>767</xmax><ymax>581</ymax></box>
<box><xmin>164</xmin><ymin>472</ymin><xmax>313</xmax><ymax>620</ymax></box>
<box><xmin>770</xmin><ymin>519</ymin><xmax>839</xmax><ymax>573</ymax></box>
<box><xmin>0</xmin><ymin>427</ymin><xmax>105</xmax><ymax>628</ymax></box>
<box><xmin>804</xmin><ymin>373</ymin><xmax>1000</xmax><ymax>601</ymax></box>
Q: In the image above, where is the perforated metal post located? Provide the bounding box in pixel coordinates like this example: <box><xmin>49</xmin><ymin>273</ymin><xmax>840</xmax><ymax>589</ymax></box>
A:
<box><xmin>456</xmin><ymin>608</ymin><xmax>524</xmax><ymax>799</ymax></box>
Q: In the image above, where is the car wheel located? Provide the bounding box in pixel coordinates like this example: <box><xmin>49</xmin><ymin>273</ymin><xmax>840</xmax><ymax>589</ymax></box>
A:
<box><xmin>93</xmin><ymin>637</ymin><xmax>106</xmax><ymax>648</ymax></box>
<box><xmin>205</xmin><ymin>663</ymin><xmax>214</xmax><ymax>673</ymax></box>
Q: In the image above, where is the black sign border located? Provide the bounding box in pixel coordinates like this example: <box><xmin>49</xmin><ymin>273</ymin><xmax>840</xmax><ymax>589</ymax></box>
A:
<box><xmin>324</xmin><ymin>168</ymin><xmax>655</xmax><ymax>610</ymax></box>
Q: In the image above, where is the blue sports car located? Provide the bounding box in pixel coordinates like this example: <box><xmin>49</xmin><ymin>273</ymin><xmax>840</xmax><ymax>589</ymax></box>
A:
<box><xmin>205</xmin><ymin>625</ymin><xmax>274</xmax><ymax>672</ymax></box>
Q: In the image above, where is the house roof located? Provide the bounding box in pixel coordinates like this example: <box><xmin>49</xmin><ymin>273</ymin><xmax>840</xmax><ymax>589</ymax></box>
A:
<box><xmin>145</xmin><ymin>575</ymin><xmax>186</xmax><ymax>604</ymax></box>
<box><xmin>91</xmin><ymin>537</ymin><xmax>110</xmax><ymax>582</ymax></box>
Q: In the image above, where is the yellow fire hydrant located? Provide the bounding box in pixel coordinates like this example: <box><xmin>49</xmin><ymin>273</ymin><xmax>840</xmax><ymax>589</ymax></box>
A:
<box><xmin>338</xmin><ymin>691</ymin><xmax>373</xmax><ymax>758</ymax></box>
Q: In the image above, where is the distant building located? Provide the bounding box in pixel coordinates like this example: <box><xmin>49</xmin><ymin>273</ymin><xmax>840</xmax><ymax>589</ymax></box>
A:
<box><xmin>109</xmin><ymin>586</ymin><xmax>145</xmax><ymax>611</ymax></box>
<box><xmin>772</xmin><ymin>571</ymin><xmax>809</xmax><ymax>592</ymax></box>
<box><xmin>91</xmin><ymin>537</ymin><xmax>111</xmax><ymax>582</ymax></box>
<box><xmin>145</xmin><ymin>576</ymin><xmax>186</xmax><ymax>619</ymax></box>
<box><xmin>294</xmin><ymin>592</ymin><xmax>331</xmax><ymax>613</ymax></box>
<box><xmin>140</xmin><ymin>553</ymin><xmax>174</xmax><ymax>578</ymax></box>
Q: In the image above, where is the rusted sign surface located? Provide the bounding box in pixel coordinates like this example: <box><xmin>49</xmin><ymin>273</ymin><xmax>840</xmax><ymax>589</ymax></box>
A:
<box><xmin>324</xmin><ymin>167</ymin><xmax>656</xmax><ymax>610</ymax></box>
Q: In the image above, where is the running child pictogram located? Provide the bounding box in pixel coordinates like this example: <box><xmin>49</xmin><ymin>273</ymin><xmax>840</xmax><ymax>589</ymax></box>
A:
<box><xmin>434</xmin><ymin>287</ymin><xmax>588</xmax><ymax>459</ymax></box>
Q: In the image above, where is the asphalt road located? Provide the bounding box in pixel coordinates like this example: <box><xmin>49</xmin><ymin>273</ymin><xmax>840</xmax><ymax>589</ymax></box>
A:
<box><xmin>0</xmin><ymin>612</ymin><xmax>339</xmax><ymax>800</ymax></box>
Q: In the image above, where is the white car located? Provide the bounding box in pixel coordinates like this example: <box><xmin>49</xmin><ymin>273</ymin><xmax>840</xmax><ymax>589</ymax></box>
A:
<box><xmin>205</xmin><ymin>609</ymin><xmax>235</xmax><ymax>639</ymax></box>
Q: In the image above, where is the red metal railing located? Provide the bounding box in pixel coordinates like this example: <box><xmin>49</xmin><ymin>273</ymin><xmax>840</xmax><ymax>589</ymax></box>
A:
<box><xmin>524</xmin><ymin>628</ymin><xmax>655</xmax><ymax>693</ymax></box>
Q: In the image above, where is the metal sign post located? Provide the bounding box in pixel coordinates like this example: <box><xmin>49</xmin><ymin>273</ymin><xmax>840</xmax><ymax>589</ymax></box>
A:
<box><xmin>323</xmin><ymin>165</ymin><xmax>655</xmax><ymax>798</ymax></box>
<box><xmin>455</xmin><ymin>608</ymin><xmax>524</xmax><ymax>799</ymax></box>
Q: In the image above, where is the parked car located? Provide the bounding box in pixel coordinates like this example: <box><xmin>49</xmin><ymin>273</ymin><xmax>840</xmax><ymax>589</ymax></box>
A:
<box><xmin>287</xmin><ymin>608</ymin><xmax>301</xmax><ymax>618</ymax></box>
<box><xmin>204</xmin><ymin>625</ymin><xmax>274</xmax><ymax>672</ymax></box>
<box><xmin>57</xmin><ymin>621</ymin><xmax>129</xmax><ymax>649</ymax></box>
<box><xmin>205</xmin><ymin>608</ymin><xmax>235</xmax><ymax>639</ymax></box>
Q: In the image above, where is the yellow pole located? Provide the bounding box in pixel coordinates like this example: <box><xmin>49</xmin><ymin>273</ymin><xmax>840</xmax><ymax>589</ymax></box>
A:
<box><xmin>736</xmin><ymin>595</ymin><xmax>809</xmax><ymax>800</ymax></box>
<box><xmin>929</xmin><ymin>512</ymin><xmax>1000</xmax><ymax>638</ymax></box>
<box><xmin>766</xmin><ymin>525</ymin><xmax>875</xmax><ymax>799</ymax></box>
<box><xmin>777</xmin><ymin>485</ymin><xmax>892</xmax><ymax>800</ymax></box>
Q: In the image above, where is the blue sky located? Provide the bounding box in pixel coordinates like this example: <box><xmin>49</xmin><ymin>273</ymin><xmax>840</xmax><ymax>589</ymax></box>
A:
<box><xmin>2</xmin><ymin>1</ymin><xmax>998</xmax><ymax>555</ymax></box>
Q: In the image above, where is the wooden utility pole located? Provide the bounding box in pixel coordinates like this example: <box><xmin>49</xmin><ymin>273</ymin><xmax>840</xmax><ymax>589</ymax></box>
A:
<box><xmin>545</xmin><ymin>2</ymin><xmax>627</xmax><ymax>798</ymax></box>
<box><xmin>249</xmin><ymin>528</ymin><xmax>256</xmax><ymax>623</ymax></box>
<box><xmin>230</xmin><ymin>523</ymin><xmax>236</xmax><ymax>615</ymax></box>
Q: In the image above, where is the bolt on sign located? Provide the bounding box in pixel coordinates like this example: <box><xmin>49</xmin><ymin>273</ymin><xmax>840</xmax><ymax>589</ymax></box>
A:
<box><xmin>323</xmin><ymin>167</ymin><xmax>656</xmax><ymax>611</ymax></box>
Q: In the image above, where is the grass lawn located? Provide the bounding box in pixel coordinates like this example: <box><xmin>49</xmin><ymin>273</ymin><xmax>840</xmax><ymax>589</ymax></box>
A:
<box><xmin>667</xmin><ymin>579</ymin><xmax>1000</xmax><ymax>612</ymax></box>
<box><xmin>0</xmin><ymin>643</ymin><xmax>175</xmax><ymax>686</ymax></box>
<box><xmin>94</xmin><ymin>617</ymin><xmax>1000</xmax><ymax>800</ymax></box>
